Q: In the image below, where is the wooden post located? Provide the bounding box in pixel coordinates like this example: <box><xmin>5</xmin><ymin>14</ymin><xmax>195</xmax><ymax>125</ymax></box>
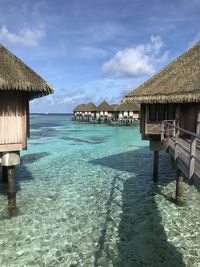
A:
<box><xmin>196</xmin><ymin>111</ymin><xmax>200</xmax><ymax>135</ymax></box>
<box><xmin>176</xmin><ymin>170</ymin><xmax>184</xmax><ymax>206</ymax></box>
<box><xmin>174</xmin><ymin>127</ymin><xmax>180</xmax><ymax>160</ymax></box>
<box><xmin>173</xmin><ymin>120</ymin><xmax>176</xmax><ymax>137</ymax></box>
<box><xmin>2</xmin><ymin>166</ymin><xmax>8</xmax><ymax>183</ymax></box>
<box><xmin>153</xmin><ymin>151</ymin><xmax>159</xmax><ymax>183</ymax></box>
<box><xmin>7</xmin><ymin>166</ymin><xmax>16</xmax><ymax>212</ymax></box>
<box><xmin>161</xmin><ymin>121</ymin><xmax>164</xmax><ymax>141</ymax></box>
<box><xmin>166</xmin><ymin>126</ymin><xmax>170</xmax><ymax>149</ymax></box>
<box><xmin>188</xmin><ymin>136</ymin><xmax>196</xmax><ymax>185</ymax></box>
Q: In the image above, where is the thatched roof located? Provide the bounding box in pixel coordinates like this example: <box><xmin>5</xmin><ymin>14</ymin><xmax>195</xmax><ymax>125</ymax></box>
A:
<box><xmin>0</xmin><ymin>44</ymin><xmax>53</xmax><ymax>100</ymax></box>
<box><xmin>97</xmin><ymin>101</ymin><xmax>111</xmax><ymax>111</ymax></box>
<box><xmin>85</xmin><ymin>102</ymin><xmax>97</xmax><ymax>112</ymax></box>
<box><xmin>117</xmin><ymin>103</ymin><xmax>140</xmax><ymax>112</ymax></box>
<box><xmin>110</xmin><ymin>104</ymin><xmax>119</xmax><ymax>112</ymax></box>
<box><xmin>123</xmin><ymin>41</ymin><xmax>200</xmax><ymax>104</ymax></box>
<box><xmin>73</xmin><ymin>104</ymin><xmax>86</xmax><ymax>112</ymax></box>
<box><xmin>73</xmin><ymin>104</ymin><xmax>81</xmax><ymax>112</ymax></box>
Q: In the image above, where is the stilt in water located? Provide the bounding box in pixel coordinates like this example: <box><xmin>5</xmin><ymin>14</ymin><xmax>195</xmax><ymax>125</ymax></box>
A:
<box><xmin>175</xmin><ymin>170</ymin><xmax>184</xmax><ymax>206</ymax></box>
<box><xmin>7</xmin><ymin>166</ymin><xmax>16</xmax><ymax>212</ymax></box>
<box><xmin>2</xmin><ymin>166</ymin><xmax>8</xmax><ymax>183</ymax></box>
<box><xmin>153</xmin><ymin>150</ymin><xmax>159</xmax><ymax>183</ymax></box>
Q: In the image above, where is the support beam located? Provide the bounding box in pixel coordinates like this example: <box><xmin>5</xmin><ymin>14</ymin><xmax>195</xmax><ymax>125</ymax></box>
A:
<box><xmin>7</xmin><ymin>166</ymin><xmax>16</xmax><ymax>212</ymax></box>
<box><xmin>2</xmin><ymin>166</ymin><xmax>8</xmax><ymax>183</ymax></box>
<box><xmin>188</xmin><ymin>136</ymin><xmax>196</xmax><ymax>184</ymax></box>
<box><xmin>153</xmin><ymin>151</ymin><xmax>159</xmax><ymax>183</ymax></box>
<box><xmin>196</xmin><ymin>111</ymin><xmax>200</xmax><ymax>135</ymax></box>
<box><xmin>176</xmin><ymin>170</ymin><xmax>184</xmax><ymax>206</ymax></box>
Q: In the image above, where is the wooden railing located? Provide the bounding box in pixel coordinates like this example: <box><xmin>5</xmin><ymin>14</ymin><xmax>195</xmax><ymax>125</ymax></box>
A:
<box><xmin>161</xmin><ymin>120</ymin><xmax>200</xmax><ymax>183</ymax></box>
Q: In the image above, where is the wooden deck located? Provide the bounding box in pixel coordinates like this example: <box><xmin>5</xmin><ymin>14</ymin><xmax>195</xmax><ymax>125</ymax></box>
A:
<box><xmin>73</xmin><ymin>116</ymin><xmax>140</xmax><ymax>126</ymax></box>
<box><xmin>161</xmin><ymin>121</ymin><xmax>200</xmax><ymax>189</ymax></box>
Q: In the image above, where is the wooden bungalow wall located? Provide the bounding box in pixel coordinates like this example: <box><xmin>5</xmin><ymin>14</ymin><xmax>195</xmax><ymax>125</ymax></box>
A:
<box><xmin>141</xmin><ymin>103</ymin><xmax>200</xmax><ymax>141</ymax></box>
<box><xmin>0</xmin><ymin>91</ymin><xmax>28</xmax><ymax>152</ymax></box>
<box><xmin>179</xmin><ymin>103</ymin><xmax>200</xmax><ymax>133</ymax></box>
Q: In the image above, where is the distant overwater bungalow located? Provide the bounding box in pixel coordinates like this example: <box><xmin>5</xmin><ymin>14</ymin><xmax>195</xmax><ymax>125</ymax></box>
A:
<box><xmin>84</xmin><ymin>102</ymin><xmax>97</xmax><ymax>122</ymax></box>
<box><xmin>0</xmin><ymin>44</ymin><xmax>53</xmax><ymax>211</ymax></box>
<box><xmin>73</xmin><ymin>101</ymin><xmax>141</xmax><ymax>126</ymax></box>
<box><xmin>116</xmin><ymin>103</ymin><xmax>140</xmax><ymax>126</ymax></box>
<box><xmin>124</xmin><ymin>41</ymin><xmax>200</xmax><ymax>205</ymax></box>
<box><xmin>73</xmin><ymin>103</ymin><xmax>86</xmax><ymax>121</ymax></box>
<box><xmin>96</xmin><ymin>100</ymin><xmax>111</xmax><ymax>123</ymax></box>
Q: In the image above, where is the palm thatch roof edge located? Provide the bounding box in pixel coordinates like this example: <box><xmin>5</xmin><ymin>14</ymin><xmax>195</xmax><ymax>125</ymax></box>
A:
<box><xmin>0</xmin><ymin>44</ymin><xmax>53</xmax><ymax>99</ymax></box>
<box><xmin>123</xmin><ymin>41</ymin><xmax>200</xmax><ymax>104</ymax></box>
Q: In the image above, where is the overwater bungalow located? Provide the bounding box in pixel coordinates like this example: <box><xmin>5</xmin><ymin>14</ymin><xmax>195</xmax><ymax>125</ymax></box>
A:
<box><xmin>84</xmin><ymin>102</ymin><xmax>97</xmax><ymax>122</ymax></box>
<box><xmin>118</xmin><ymin>103</ymin><xmax>140</xmax><ymax>120</ymax></box>
<box><xmin>123</xmin><ymin>41</ymin><xmax>200</xmax><ymax>204</ymax></box>
<box><xmin>73</xmin><ymin>103</ymin><xmax>86</xmax><ymax>121</ymax></box>
<box><xmin>115</xmin><ymin>103</ymin><xmax>140</xmax><ymax>126</ymax></box>
<box><xmin>73</xmin><ymin>104</ymin><xmax>82</xmax><ymax>118</ymax></box>
<box><xmin>0</xmin><ymin>44</ymin><xmax>53</xmax><ymax>211</ymax></box>
<box><xmin>110</xmin><ymin>104</ymin><xmax>119</xmax><ymax>119</ymax></box>
<box><xmin>96</xmin><ymin>100</ymin><xmax>112</xmax><ymax>123</ymax></box>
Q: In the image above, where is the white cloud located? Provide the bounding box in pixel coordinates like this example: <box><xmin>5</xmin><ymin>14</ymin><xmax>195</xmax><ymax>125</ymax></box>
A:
<box><xmin>102</xmin><ymin>36</ymin><xmax>168</xmax><ymax>78</ymax></box>
<box><xmin>30</xmin><ymin>77</ymin><xmax>137</xmax><ymax>113</ymax></box>
<box><xmin>0</xmin><ymin>25</ymin><xmax>45</xmax><ymax>46</ymax></box>
<box><xmin>188</xmin><ymin>32</ymin><xmax>200</xmax><ymax>48</ymax></box>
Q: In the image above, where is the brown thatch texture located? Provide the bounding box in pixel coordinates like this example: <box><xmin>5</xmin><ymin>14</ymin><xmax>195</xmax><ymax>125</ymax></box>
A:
<box><xmin>117</xmin><ymin>103</ymin><xmax>140</xmax><ymax>112</ymax></box>
<box><xmin>73</xmin><ymin>104</ymin><xmax>81</xmax><ymax>112</ymax></box>
<box><xmin>97</xmin><ymin>101</ymin><xmax>111</xmax><ymax>111</ymax></box>
<box><xmin>123</xmin><ymin>41</ymin><xmax>200</xmax><ymax>104</ymax></box>
<box><xmin>110</xmin><ymin>104</ymin><xmax>119</xmax><ymax>112</ymax></box>
<box><xmin>73</xmin><ymin>104</ymin><xmax>86</xmax><ymax>112</ymax></box>
<box><xmin>85</xmin><ymin>102</ymin><xmax>97</xmax><ymax>112</ymax></box>
<box><xmin>0</xmin><ymin>44</ymin><xmax>53</xmax><ymax>99</ymax></box>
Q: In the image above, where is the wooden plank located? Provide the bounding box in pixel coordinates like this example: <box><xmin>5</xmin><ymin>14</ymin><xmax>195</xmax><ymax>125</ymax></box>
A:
<box><xmin>174</xmin><ymin>127</ymin><xmax>179</xmax><ymax>159</ymax></box>
<box><xmin>196</xmin><ymin>111</ymin><xmax>200</xmax><ymax>135</ymax></box>
<box><xmin>0</xmin><ymin>91</ymin><xmax>24</xmax><ymax>146</ymax></box>
<box><xmin>0</xmin><ymin>143</ymin><xmax>23</xmax><ymax>152</ymax></box>
<box><xmin>163</xmin><ymin>120</ymin><xmax>200</xmax><ymax>182</ymax></box>
<box><xmin>189</xmin><ymin>136</ymin><xmax>196</xmax><ymax>181</ymax></box>
<box><xmin>176</xmin><ymin>157</ymin><xmax>189</xmax><ymax>178</ymax></box>
<box><xmin>146</xmin><ymin>122</ymin><xmax>161</xmax><ymax>135</ymax></box>
<box><xmin>161</xmin><ymin>121</ymin><xmax>164</xmax><ymax>141</ymax></box>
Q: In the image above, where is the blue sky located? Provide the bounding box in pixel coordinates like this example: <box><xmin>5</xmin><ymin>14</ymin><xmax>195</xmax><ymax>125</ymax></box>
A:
<box><xmin>0</xmin><ymin>0</ymin><xmax>200</xmax><ymax>113</ymax></box>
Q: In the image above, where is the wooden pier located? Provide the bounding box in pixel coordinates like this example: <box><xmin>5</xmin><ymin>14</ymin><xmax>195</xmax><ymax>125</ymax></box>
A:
<box><xmin>73</xmin><ymin>115</ymin><xmax>140</xmax><ymax>127</ymax></box>
<box><xmin>161</xmin><ymin>120</ymin><xmax>200</xmax><ymax>190</ymax></box>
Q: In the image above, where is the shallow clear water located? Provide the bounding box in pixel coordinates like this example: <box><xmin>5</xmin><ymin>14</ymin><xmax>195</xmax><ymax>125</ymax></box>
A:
<box><xmin>0</xmin><ymin>114</ymin><xmax>200</xmax><ymax>267</ymax></box>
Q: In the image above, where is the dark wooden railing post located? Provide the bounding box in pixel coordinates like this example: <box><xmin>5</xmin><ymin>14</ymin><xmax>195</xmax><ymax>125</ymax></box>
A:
<box><xmin>161</xmin><ymin>121</ymin><xmax>165</xmax><ymax>141</ymax></box>
<box><xmin>173</xmin><ymin>120</ymin><xmax>176</xmax><ymax>137</ymax></box>
<box><xmin>166</xmin><ymin>126</ymin><xmax>170</xmax><ymax>149</ymax></box>
<box><xmin>188</xmin><ymin>135</ymin><xmax>196</xmax><ymax>185</ymax></box>
<box><xmin>196</xmin><ymin>111</ymin><xmax>200</xmax><ymax>135</ymax></box>
<box><xmin>174</xmin><ymin>127</ymin><xmax>180</xmax><ymax>160</ymax></box>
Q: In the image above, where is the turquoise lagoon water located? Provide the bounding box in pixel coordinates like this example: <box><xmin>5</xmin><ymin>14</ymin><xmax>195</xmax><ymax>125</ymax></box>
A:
<box><xmin>0</xmin><ymin>114</ymin><xmax>200</xmax><ymax>267</ymax></box>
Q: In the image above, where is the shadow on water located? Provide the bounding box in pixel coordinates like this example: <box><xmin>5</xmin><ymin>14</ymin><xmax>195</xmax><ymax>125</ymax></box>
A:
<box><xmin>90</xmin><ymin>147</ymin><xmax>186</xmax><ymax>267</ymax></box>
<box><xmin>21</xmin><ymin>152</ymin><xmax>50</xmax><ymax>165</ymax></box>
<box><xmin>61</xmin><ymin>135</ymin><xmax>108</xmax><ymax>144</ymax></box>
<box><xmin>0</xmin><ymin>152</ymin><xmax>50</xmax><ymax>217</ymax></box>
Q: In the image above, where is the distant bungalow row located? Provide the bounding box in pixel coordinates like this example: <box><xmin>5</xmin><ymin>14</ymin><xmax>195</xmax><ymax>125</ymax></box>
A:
<box><xmin>73</xmin><ymin>100</ymin><xmax>140</xmax><ymax>126</ymax></box>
